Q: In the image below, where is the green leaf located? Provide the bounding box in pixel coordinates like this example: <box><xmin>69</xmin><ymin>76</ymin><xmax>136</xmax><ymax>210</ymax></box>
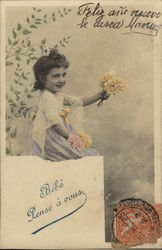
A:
<box><xmin>27</xmin><ymin>94</ymin><xmax>33</xmax><ymax>98</ymax></box>
<box><xmin>30</xmin><ymin>25</ymin><xmax>37</xmax><ymax>29</ymax></box>
<box><xmin>8</xmin><ymin>37</ymin><xmax>12</xmax><ymax>45</ymax></box>
<box><xmin>16</xmin><ymin>96</ymin><xmax>20</xmax><ymax>101</ymax></box>
<box><xmin>60</xmin><ymin>41</ymin><xmax>65</xmax><ymax>47</ymax></box>
<box><xmin>52</xmin><ymin>12</ymin><xmax>55</xmax><ymax>16</ymax></box>
<box><xmin>37</xmin><ymin>9</ymin><xmax>42</xmax><ymax>12</ymax></box>
<box><xmin>15</xmin><ymin>113</ymin><xmax>22</xmax><ymax>117</ymax></box>
<box><xmin>6</xmin><ymin>61</ymin><xmax>13</xmax><ymax>66</ymax></box>
<box><xmin>13</xmin><ymin>40</ymin><xmax>19</xmax><ymax>46</ymax></box>
<box><xmin>23</xmin><ymin>30</ymin><xmax>31</xmax><ymax>35</ymax></box>
<box><xmin>22</xmin><ymin>75</ymin><xmax>28</xmax><ymax>80</ymax></box>
<box><xmin>53</xmin><ymin>18</ymin><xmax>56</xmax><ymax>22</ymax></box>
<box><xmin>17</xmin><ymin>108</ymin><xmax>21</xmax><ymax>114</ymax></box>
<box><xmin>10</xmin><ymin>127</ymin><xmax>17</xmax><ymax>138</ymax></box>
<box><xmin>14</xmin><ymin>79</ymin><xmax>18</xmax><ymax>84</ymax></box>
<box><xmin>35</xmin><ymin>21</ymin><xmax>41</xmax><ymax>24</ymax></box>
<box><xmin>17</xmin><ymin>23</ymin><xmax>22</xmax><ymax>31</ymax></box>
<box><xmin>27</xmin><ymin>40</ymin><xmax>31</xmax><ymax>47</ymax></box>
<box><xmin>12</xmin><ymin>28</ymin><xmax>17</xmax><ymax>39</ymax></box>
<box><xmin>36</xmin><ymin>18</ymin><xmax>41</xmax><ymax>21</ymax></box>
<box><xmin>15</xmin><ymin>90</ymin><xmax>20</xmax><ymax>94</ymax></box>
<box><xmin>31</xmin><ymin>48</ymin><xmax>35</xmax><ymax>52</ymax></box>
<box><xmin>17</xmin><ymin>152</ymin><xmax>22</xmax><ymax>156</ymax></box>
<box><xmin>30</xmin><ymin>57</ymin><xmax>37</xmax><ymax>60</ymax></box>
<box><xmin>8</xmin><ymin>98</ymin><xmax>14</xmax><ymax>103</ymax></box>
<box><xmin>26</xmin><ymin>17</ymin><xmax>30</xmax><ymax>23</ymax></box>
<box><xmin>33</xmin><ymin>7</ymin><xmax>36</xmax><ymax>11</ymax></box>
<box><xmin>27</xmin><ymin>59</ymin><xmax>30</xmax><ymax>65</ymax></box>
<box><xmin>15</xmin><ymin>48</ymin><xmax>22</xmax><ymax>53</ymax></box>
<box><xmin>10</xmin><ymin>107</ymin><xmax>14</xmax><ymax>113</ymax></box>
<box><xmin>26</xmin><ymin>107</ymin><xmax>32</xmax><ymax>111</ymax></box>
<box><xmin>23</xmin><ymin>112</ymin><xmax>27</xmax><ymax>117</ymax></box>
<box><xmin>10</xmin><ymin>103</ymin><xmax>18</xmax><ymax>107</ymax></box>
<box><xmin>41</xmin><ymin>39</ymin><xmax>46</xmax><ymax>44</ymax></box>
<box><xmin>15</xmin><ymin>56</ymin><xmax>21</xmax><ymax>61</ymax></box>
<box><xmin>10</xmin><ymin>85</ymin><xmax>14</xmax><ymax>91</ymax></box>
<box><xmin>6</xmin><ymin>148</ymin><xmax>10</xmax><ymax>155</ymax></box>
<box><xmin>44</xmin><ymin>14</ymin><xmax>47</xmax><ymax>18</ymax></box>
<box><xmin>31</xmin><ymin>14</ymin><xmax>35</xmax><ymax>19</ymax></box>
<box><xmin>20</xmin><ymin>101</ymin><xmax>26</xmax><ymax>105</ymax></box>
<box><xmin>6</xmin><ymin>126</ymin><xmax>11</xmax><ymax>132</ymax></box>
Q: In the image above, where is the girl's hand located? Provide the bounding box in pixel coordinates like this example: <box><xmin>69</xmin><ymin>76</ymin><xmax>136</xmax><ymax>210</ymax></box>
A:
<box><xmin>67</xmin><ymin>134</ymin><xmax>85</xmax><ymax>151</ymax></box>
<box><xmin>97</xmin><ymin>90</ymin><xmax>110</xmax><ymax>107</ymax></box>
<box><xmin>100</xmin><ymin>89</ymin><xmax>110</xmax><ymax>100</ymax></box>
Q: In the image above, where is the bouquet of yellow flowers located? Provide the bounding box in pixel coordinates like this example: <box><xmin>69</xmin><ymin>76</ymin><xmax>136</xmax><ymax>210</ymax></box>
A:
<box><xmin>98</xmin><ymin>72</ymin><xmax>127</xmax><ymax>106</ymax></box>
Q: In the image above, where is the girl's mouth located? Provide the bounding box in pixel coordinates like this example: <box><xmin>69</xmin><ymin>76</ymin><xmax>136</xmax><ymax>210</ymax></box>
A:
<box><xmin>56</xmin><ymin>83</ymin><xmax>65</xmax><ymax>88</ymax></box>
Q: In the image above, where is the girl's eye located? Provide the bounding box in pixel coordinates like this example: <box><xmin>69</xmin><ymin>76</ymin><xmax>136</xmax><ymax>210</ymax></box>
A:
<box><xmin>52</xmin><ymin>74</ymin><xmax>59</xmax><ymax>78</ymax></box>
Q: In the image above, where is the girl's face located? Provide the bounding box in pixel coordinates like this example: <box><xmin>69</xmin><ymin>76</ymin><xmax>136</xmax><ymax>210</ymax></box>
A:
<box><xmin>44</xmin><ymin>67</ymin><xmax>67</xmax><ymax>93</ymax></box>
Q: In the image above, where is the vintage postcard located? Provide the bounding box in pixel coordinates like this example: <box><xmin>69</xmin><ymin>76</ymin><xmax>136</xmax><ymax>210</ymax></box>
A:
<box><xmin>0</xmin><ymin>0</ymin><xmax>162</xmax><ymax>249</ymax></box>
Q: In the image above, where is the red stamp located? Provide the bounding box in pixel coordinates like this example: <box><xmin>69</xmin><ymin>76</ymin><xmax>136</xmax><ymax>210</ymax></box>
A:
<box><xmin>112</xmin><ymin>198</ymin><xmax>161</xmax><ymax>245</ymax></box>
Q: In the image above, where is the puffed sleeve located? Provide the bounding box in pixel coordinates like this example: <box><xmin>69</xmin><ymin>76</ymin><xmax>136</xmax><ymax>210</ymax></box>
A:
<box><xmin>62</xmin><ymin>93</ymin><xmax>83</xmax><ymax>107</ymax></box>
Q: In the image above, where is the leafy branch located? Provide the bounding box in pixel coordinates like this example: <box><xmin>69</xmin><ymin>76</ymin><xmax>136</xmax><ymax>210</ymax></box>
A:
<box><xmin>6</xmin><ymin>7</ymin><xmax>72</xmax><ymax>65</ymax></box>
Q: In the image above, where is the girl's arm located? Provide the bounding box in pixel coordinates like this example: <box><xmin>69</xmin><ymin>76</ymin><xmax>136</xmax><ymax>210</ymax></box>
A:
<box><xmin>82</xmin><ymin>90</ymin><xmax>109</xmax><ymax>106</ymax></box>
<box><xmin>53</xmin><ymin>123</ymin><xmax>85</xmax><ymax>151</ymax></box>
<box><xmin>53</xmin><ymin>123</ymin><xmax>69</xmax><ymax>139</ymax></box>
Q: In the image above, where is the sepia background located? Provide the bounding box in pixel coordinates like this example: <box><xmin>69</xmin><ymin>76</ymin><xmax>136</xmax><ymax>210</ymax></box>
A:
<box><xmin>6</xmin><ymin>5</ymin><xmax>154</xmax><ymax>241</ymax></box>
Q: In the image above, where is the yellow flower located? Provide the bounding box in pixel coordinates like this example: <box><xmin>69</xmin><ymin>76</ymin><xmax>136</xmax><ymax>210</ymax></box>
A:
<box><xmin>79</xmin><ymin>133</ymin><xmax>93</xmax><ymax>149</ymax></box>
<box><xmin>60</xmin><ymin>108</ymin><xmax>70</xmax><ymax>124</ymax></box>
<box><xmin>100</xmin><ymin>72</ymin><xmax>128</xmax><ymax>96</ymax></box>
<box><xmin>30</xmin><ymin>111</ymin><xmax>36</xmax><ymax>122</ymax></box>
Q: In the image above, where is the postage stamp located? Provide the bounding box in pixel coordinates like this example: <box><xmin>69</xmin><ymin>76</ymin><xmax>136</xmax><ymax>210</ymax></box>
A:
<box><xmin>112</xmin><ymin>198</ymin><xmax>161</xmax><ymax>245</ymax></box>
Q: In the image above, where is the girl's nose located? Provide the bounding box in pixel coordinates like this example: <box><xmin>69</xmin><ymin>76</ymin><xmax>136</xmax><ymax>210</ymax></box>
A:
<box><xmin>59</xmin><ymin>79</ymin><xmax>65</xmax><ymax>85</ymax></box>
<box><xmin>58</xmin><ymin>76</ymin><xmax>63</xmax><ymax>81</ymax></box>
<box><xmin>59</xmin><ymin>77</ymin><xmax>65</xmax><ymax>83</ymax></box>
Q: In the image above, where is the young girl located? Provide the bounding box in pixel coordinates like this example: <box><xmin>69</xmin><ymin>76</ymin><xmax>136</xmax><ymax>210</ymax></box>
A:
<box><xmin>29</xmin><ymin>49</ymin><xmax>109</xmax><ymax>161</ymax></box>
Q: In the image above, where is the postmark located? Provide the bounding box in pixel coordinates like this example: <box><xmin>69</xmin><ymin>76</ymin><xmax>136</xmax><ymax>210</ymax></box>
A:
<box><xmin>112</xmin><ymin>198</ymin><xmax>161</xmax><ymax>245</ymax></box>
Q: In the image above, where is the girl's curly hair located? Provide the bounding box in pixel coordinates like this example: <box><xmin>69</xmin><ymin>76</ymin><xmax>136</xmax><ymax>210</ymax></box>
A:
<box><xmin>33</xmin><ymin>49</ymin><xmax>70</xmax><ymax>91</ymax></box>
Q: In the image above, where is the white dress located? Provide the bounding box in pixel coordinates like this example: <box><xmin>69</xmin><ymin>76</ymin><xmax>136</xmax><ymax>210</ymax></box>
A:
<box><xmin>28</xmin><ymin>89</ymin><xmax>99</xmax><ymax>161</ymax></box>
